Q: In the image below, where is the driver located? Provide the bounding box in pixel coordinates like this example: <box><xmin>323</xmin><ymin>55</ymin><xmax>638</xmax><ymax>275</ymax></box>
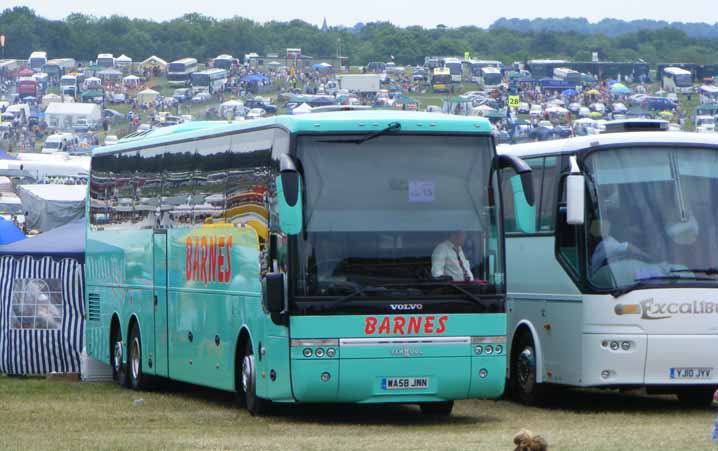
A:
<box><xmin>431</xmin><ymin>231</ymin><xmax>474</xmax><ymax>282</ymax></box>
<box><xmin>590</xmin><ymin>218</ymin><xmax>650</xmax><ymax>273</ymax></box>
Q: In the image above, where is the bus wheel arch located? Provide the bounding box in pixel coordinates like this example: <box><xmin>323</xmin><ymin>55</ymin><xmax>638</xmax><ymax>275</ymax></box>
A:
<box><xmin>510</xmin><ymin>322</ymin><xmax>548</xmax><ymax>405</ymax></box>
<box><xmin>509</xmin><ymin>322</ymin><xmax>543</xmax><ymax>382</ymax></box>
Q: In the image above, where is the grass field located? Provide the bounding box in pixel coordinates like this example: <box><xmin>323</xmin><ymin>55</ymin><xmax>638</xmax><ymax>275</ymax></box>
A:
<box><xmin>0</xmin><ymin>375</ymin><xmax>715</xmax><ymax>451</ymax></box>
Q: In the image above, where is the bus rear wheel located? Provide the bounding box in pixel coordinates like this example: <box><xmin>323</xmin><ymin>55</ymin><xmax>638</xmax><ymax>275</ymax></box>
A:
<box><xmin>127</xmin><ymin>322</ymin><xmax>149</xmax><ymax>390</ymax></box>
<box><xmin>511</xmin><ymin>332</ymin><xmax>548</xmax><ymax>405</ymax></box>
<box><xmin>111</xmin><ymin>327</ymin><xmax>128</xmax><ymax>387</ymax></box>
<box><xmin>241</xmin><ymin>341</ymin><xmax>270</xmax><ymax>416</ymax></box>
<box><xmin>419</xmin><ymin>401</ymin><xmax>454</xmax><ymax>417</ymax></box>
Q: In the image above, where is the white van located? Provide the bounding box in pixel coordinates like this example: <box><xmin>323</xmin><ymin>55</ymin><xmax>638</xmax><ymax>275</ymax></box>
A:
<box><xmin>41</xmin><ymin>133</ymin><xmax>75</xmax><ymax>154</ymax></box>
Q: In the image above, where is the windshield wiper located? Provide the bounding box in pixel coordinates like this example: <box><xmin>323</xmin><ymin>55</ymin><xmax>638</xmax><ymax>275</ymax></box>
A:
<box><xmin>406</xmin><ymin>282</ymin><xmax>486</xmax><ymax>307</ymax></box>
<box><xmin>611</xmin><ymin>275</ymin><xmax>715</xmax><ymax>297</ymax></box>
<box><xmin>671</xmin><ymin>267</ymin><xmax>718</xmax><ymax>275</ymax></box>
<box><xmin>317</xmin><ymin>122</ymin><xmax>402</xmax><ymax>145</ymax></box>
<box><xmin>325</xmin><ymin>285</ymin><xmax>419</xmax><ymax>309</ymax></box>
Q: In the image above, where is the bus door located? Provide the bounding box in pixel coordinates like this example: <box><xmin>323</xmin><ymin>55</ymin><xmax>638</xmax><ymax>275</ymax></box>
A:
<box><xmin>153</xmin><ymin>229</ymin><xmax>169</xmax><ymax>377</ymax></box>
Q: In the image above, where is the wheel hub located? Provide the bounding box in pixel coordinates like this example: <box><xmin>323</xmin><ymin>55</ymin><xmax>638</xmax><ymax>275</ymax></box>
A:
<box><xmin>242</xmin><ymin>355</ymin><xmax>254</xmax><ymax>393</ymax></box>
<box><xmin>130</xmin><ymin>337</ymin><xmax>140</xmax><ymax>380</ymax></box>
<box><xmin>113</xmin><ymin>341</ymin><xmax>123</xmax><ymax>373</ymax></box>
<box><xmin>517</xmin><ymin>346</ymin><xmax>536</xmax><ymax>389</ymax></box>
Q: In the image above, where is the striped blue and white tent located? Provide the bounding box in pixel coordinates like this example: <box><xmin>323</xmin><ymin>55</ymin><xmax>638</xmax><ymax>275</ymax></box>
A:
<box><xmin>0</xmin><ymin>220</ymin><xmax>85</xmax><ymax>375</ymax></box>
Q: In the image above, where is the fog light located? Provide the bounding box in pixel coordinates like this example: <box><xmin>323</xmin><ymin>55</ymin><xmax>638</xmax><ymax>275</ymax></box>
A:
<box><xmin>601</xmin><ymin>370</ymin><xmax>611</xmax><ymax>379</ymax></box>
<box><xmin>303</xmin><ymin>348</ymin><xmax>313</xmax><ymax>358</ymax></box>
<box><xmin>321</xmin><ymin>372</ymin><xmax>331</xmax><ymax>382</ymax></box>
<box><xmin>479</xmin><ymin>368</ymin><xmax>488</xmax><ymax>378</ymax></box>
<box><xmin>485</xmin><ymin>345</ymin><xmax>493</xmax><ymax>354</ymax></box>
<box><xmin>610</xmin><ymin>341</ymin><xmax>619</xmax><ymax>351</ymax></box>
<box><xmin>621</xmin><ymin>341</ymin><xmax>631</xmax><ymax>351</ymax></box>
<box><xmin>602</xmin><ymin>340</ymin><xmax>609</xmax><ymax>348</ymax></box>
<box><xmin>326</xmin><ymin>348</ymin><xmax>336</xmax><ymax>358</ymax></box>
<box><xmin>315</xmin><ymin>348</ymin><xmax>325</xmax><ymax>358</ymax></box>
<box><xmin>474</xmin><ymin>345</ymin><xmax>483</xmax><ymax>355</ymax></box>
<box><xmin>495</xmin><ymin>345</ymin><xmax>503</xmax><ymax>354</ymax></box>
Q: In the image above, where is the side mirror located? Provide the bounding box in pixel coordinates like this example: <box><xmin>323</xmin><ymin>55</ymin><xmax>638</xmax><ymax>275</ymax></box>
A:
<box><xmin>264</xmin><ymin>272</ymin><xmax>285</xmax><ymax>314</ymax></box>
<box><xmin>498</xmin><ymin>154</ymin><xmax>535</xmax><ymax>206</ymax></box>
<box><xmin>566</xmin><ymin>174</ymin><xmax>585</xmax><ymax>225</ymax></box>
<box><xmin>276</xmin><ymin>154</ymin><xmax>303</xmax><ymax>235</ymax></box>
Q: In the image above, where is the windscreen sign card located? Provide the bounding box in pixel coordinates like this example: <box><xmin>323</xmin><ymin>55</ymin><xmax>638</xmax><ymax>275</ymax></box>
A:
<box><xmin>409</xmin><ymin>181</ymin><xmax>435</xmax><ymax>203</ymax></box>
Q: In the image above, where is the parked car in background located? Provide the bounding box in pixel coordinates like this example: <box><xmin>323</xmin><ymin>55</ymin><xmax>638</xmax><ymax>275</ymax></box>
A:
<box><xmin>246</xmin><ymin>108</ymin><xmax>266</xmax><ymax>120</ymax></box>
<box><xmin>104</xmin><ymin>135</ymin><xmax>118</xmax><ymax>146</ymax></box>
<box><xmin>73</xmin><ymin>118</ymin><xmax>92</xmax><ymax>133</ymax></box>
<box><xmin>191</xmin><ymin>91</ymin><xmax>212</xmax><ymax>103</ymax></box>
<box><xmin>244</xmin><ymin>97</ymin><xmax>277</xmax><ymax>114</ymax></box>
<box><xmin>173</xmin><ymin>88</ymin><xmax>193</xmax><ymax>102</ymax></box>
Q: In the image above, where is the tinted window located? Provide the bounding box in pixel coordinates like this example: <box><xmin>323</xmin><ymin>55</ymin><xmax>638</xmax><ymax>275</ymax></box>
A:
<box><xmin>501</xmin><ymin>157</ymin><xmax>542</xmax><ymax>234</ymax></box>
<box><xmin>136</xmin><ymin>147</ymin><xmax>164</xmax><ymax>229</ymax></box>
<box><xmin>162</xmin><ymin>141</ymin><xmax>197</xmax><ymax>228</ymax></box>
<box><xmin>193</xmin><ymin>136</ymin><xmax>231</xmax><ymax>225</ymax></box>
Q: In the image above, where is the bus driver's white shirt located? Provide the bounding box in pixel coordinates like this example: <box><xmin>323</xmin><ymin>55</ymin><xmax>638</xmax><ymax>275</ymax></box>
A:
<box><xmin>431</xmin><ymin>240</ymin><xmax>474</xmax><ymax>282</ymax></box>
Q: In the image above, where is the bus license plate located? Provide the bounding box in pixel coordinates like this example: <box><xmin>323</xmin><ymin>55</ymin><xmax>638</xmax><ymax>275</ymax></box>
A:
<box><xmin>670</xmin><ymin>367</ymin><xmax>713</xmax><ymax>379</ymax></box>
<box><xmin>381</xmin><ymin>377</ymin><xmax>429</xmax><ymax>390</ymax></box>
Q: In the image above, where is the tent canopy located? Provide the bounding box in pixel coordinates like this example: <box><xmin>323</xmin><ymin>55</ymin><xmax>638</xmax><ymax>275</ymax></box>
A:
<box><xmin>0</xmin><ymin>219</ymin><xmax>84</xmax><ymax>262</ymax></box>
<box><xmin>241</xmin><ymin>74</ymin><xmax>269</xmax><ymax>83</ymax></box>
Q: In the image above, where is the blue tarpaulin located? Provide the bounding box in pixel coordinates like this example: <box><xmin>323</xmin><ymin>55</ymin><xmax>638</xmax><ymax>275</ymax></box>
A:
<box><xmin>240</xmin><ymin>74</ymin><xmax>269</xmax><ymax>83</ymax></box>
<box><xmin>0</xmin><ymin>219</ymin><xmax>84</xmax><ymax>262</ymax></box>
<box><xmin>0</xmin><ymin>218</ymin><xmax>24</xmax><ymax>245</ymax></box>
<box><xmin>0</xmin><ymin>148</ymin><xmax>16</xmax><ymax>160</ymax></box>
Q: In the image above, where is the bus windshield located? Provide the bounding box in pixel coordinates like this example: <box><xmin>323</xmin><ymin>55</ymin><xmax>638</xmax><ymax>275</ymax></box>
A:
<box><xmin>675</xmin><ymin>74</ymin><xmax>692</xmax><ymax>87</ymax></box>
<box><xmin>191</xmin><ymin>73</ymin><xmax>209</xmax><ymax>87</ymax></box>
<box><xmin>294</xmin><ymin>134</ymin><xmax>503</xmax><ymax>307</ymax></box>
<box><xmin>584</xmin><ymin>147</ymin><xmax>718</xmax><ymax>291</ymax></box>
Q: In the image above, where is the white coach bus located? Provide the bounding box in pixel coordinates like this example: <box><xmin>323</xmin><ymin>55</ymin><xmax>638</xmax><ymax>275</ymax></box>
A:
<box><xmin>498</xmin><ymin>121</ymin><xmax>718</xmax><ymax>406</ymax></box>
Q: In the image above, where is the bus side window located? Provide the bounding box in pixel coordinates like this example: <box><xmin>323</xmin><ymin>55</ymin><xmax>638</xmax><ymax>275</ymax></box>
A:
<box><xmin>193</xmin><ymin>136</ymin><xmax>230</xmax><ymax>225</ymax></box>
<box><xmin>539</xmin><ymin>156</ymin><xmax>560</xmax><ymax>231</ymax></box>
<box><xmin>136</xmin><ymin>147</ymin><xmax>165</xmax><ymax>229</ymax></box>
<box><xmin>111</xmin><ymin>151</ymin><xmax>139</xmax><ymax>229</ymax></box>
<box><xmin>163</xmin><ymin>142</ymin><xmax>197</xmax><ymax>228</ymax></box>
<box><xmin>556</xmin><ymin>175</ymin><xmax>583</xmax><ymax>277</ymax></box>
<box><xmin>90</xmin><ymin>153</ymin><xmax>115</xmax><ymax>229</ymax></box>
<box><xmin>501</xmin><ymin>157</ymin><xmax>542</xmax><ymax>234</ymax></box>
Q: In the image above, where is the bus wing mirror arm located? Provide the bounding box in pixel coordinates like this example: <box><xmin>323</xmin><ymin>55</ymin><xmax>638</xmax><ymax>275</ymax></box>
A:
<box><xmin>497</xmin><ymin>154</ymin><xmax>535</xmax><ymax>206</ymax></box>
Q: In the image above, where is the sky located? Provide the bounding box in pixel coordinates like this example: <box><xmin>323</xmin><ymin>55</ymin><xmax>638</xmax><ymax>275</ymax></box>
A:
<box><xmin>7</xmin><ymin>0</ymin><xmax>718</xmax><ymax>28</ymax></box>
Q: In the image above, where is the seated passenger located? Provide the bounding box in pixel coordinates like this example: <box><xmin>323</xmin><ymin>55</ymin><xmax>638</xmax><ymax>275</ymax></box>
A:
<box><xmin>431</xmin><ymin>231</ymin><xmax>474</xmax><ymax>282</ymax></box>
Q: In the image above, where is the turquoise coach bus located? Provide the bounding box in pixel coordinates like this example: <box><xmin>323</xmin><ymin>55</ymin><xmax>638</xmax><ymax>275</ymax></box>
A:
<box><xmin>85</xmin><ymin>111</ymin><xmax>534</xmax><ymax>415</ymax></box>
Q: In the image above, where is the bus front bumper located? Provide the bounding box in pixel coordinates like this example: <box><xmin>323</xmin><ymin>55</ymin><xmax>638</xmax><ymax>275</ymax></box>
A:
<box><xmin>582</xmin><ymin>333</ymin><xmax>718</xmax><ymax>387</ymax></box>
<box><xmin>289</xmin><ymin>342</ymin><xmax>505</xmax><ymax>403</ymax></box>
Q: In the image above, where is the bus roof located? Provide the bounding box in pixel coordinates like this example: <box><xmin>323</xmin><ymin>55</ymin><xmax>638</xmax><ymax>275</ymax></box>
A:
<box><xmin>665</xmin><ymin>67</ymin><xmax>692</xmax><ymax>75</ymax></box>
<box><xmin>481</xmin><ymin>67</ymin><xmax>501</xmax><ymax>74</ymax></box>
<box><xmin>170</xmin><ymin>57</ymin><xmax>198</xmax><ymax>65</ymax></box>
<box><xmin>216</xmin><ymin>54</ymin><xmax>233</xmax><ymax>60</ymax></box>
<box><xmin>29</xmin><ymin>51</ymin><xmax>47</xmax><ymax>58</ymax></box>
<box><xmin>433</xmin><ymin>67</ymin><xmax>450</xmax><ymax>75</ymax></box>
<box><xmin>498</xmin><ymin>131</ymin><xmax>718</xmax><ymax>158</ymax></box>
<box><xmin>95</xmin><ymin>112</ymin><xmax>494</xmax><ymax>156</ymax></box>
<box><xmin>194</xmin><ymin>68</ymin><xmax>227</xmax><ymax>75</ymax></box>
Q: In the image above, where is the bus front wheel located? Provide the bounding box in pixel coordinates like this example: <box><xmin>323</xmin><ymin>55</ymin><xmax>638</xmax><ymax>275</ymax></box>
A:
<box><xmin>241</xmin><ymin>341</ymin><xmax>270</xmax><ymax>415</ymax></box>
<box><xmin>511</xmin><ymin>332</ymin><xmax>548</xmax><ymax>405</ymax></box>
<box><xmin>676</xmin><ymin>387</ymin><xmax>716</xmax><ymax>407</ymax></box>
<box><xmin>419</xmin><ymin>401</ymin><xmax>454</xmax><ymax>416</ymax></box>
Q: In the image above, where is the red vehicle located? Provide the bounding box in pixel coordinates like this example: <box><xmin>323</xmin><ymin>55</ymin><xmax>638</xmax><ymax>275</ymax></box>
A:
<box><xmin>17</xmin><ymin>78</ymin><xmax>38</xmax><ymax>98</ymax></box>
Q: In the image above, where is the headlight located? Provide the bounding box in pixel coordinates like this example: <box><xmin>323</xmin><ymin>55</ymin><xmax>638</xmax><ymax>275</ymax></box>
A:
<box><xmin>303</xmin><ymin>348</ymin><xmax>313</xmax><ymax>358</ymax></box>
<box><xmin>315</xmin><ymin>348</ymin><xmax>325</xmax><ymax>358</ymax></box>
<box><xmin>485</xmin><ymin>345</ymin><xmax>493</xmax><ymax>354</ymax></box>
<box><xmin>495</xmin><ymin>345</ymin><xmax>503</xmax><ymax>354</ymax></box>
<box><xmin>326</xmin><ymin>348</ymin><xmax>336</xmax><ymax>358</ymax></box>
<box><xmin>474</xmin><ymin>345</ymin><xmax>483</xmax><ymax>355</ymax></box>
<box><xmin>610</xmin><ymin>341</ymin><xmax>619</xmax><ymax>351</ymax></box>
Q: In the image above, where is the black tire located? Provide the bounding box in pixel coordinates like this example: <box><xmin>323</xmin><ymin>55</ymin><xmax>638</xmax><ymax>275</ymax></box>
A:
<box><xmin>127</xmin><ymin>322</ymin><xmax>149</xmax><ymax>390</ymax></box>
<box><xmin>241</xmin><ymin>341</ymin><xmax>270</xmax><ymax>416</ymax></box>
<box><xmin>510</xmin><ymin>332</ymin><xmax>549</xmax><ymax>405</ymax></box>
<box><xmin>111</xmin><ymin>326</ymin><xmax>128</xmax><ymax>387</ymax></box>
<box><xmin>419</xmin><ymin>401</ymin><xmax>454</xmax><ymax>417</ymax></box>
<box><xmin>676</xmin><ymin>387</ymin><xmax>716</xmax><ymax>407</ymax></box>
